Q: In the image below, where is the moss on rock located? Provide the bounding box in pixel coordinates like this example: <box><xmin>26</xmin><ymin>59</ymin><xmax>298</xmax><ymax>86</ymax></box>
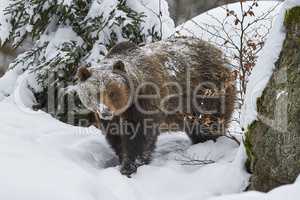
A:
<box><xmin>284</xmin><ymin>6</ymin><xmax>300</xmax><ymax>29</ymax></box>
<box><xmin>243</xmin><ymin>121</ymin><xmax>257</xmax><ymax>173</ymax></box>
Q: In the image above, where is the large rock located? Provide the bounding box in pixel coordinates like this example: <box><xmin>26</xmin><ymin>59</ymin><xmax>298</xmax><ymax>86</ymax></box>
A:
<box><xmin>247</xmin><ymin>6</ymin><xmax>300</xmax><ymax>192</ymax></box>
<box><xmin>166</xmin><ymin>0</ymin><xmax>283</xmax><ymax>25</ymax></box>
<box><xmin>166</xmin><ymin>0</ymin><xmax>238</xmax><ymax>25</ymax></box>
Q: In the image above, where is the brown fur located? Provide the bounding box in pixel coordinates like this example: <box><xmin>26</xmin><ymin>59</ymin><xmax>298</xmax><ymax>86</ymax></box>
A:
<box><xmin>102</xmin><ymin>82</ymin><xmax>130</xmax><ymax>113</ymax></box>
<box><xmin>77</xmin><ymin>67</ymin><xmax>92</xmax><ymax>81</ymax></box>
<box><xmin>77</xmin><ymin>37</ymin><xmax>236</xmax><ymax>176</ymax></box>
<box><xmin>101</xmin><ymin>38</ymin><xmax>235</xmax><ymax>134</ymax></box>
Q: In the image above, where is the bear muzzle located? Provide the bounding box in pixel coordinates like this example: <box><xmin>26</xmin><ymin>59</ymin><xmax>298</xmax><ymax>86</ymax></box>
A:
<box><xmin>96</xmin><ymin>103</ymin><xmax>114</xmax><ymax>120</ymax></box>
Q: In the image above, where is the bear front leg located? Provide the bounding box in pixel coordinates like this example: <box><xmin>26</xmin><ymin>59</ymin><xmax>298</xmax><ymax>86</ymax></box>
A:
<box><xmin>120</xmin><ymin>156</ymin><xmax>138</xmax><ymax>177</ymax></box>
<box><xmin>101</xmin><ymin>117</ymin><xmax>123</xmax><ymax>163</ymax></box>
<box><xmin>120</xmin><ymin>134</ymin><xmax>140</xmax><ymax>177</ymax></box>
<box><xmin>106</xmin><ymin>134</ymin><xmax>123</xmax><ymax>163</ymax></box>
<box><xmin>119</xmin><ymin>119</ymin><xmax>145</xmax><ymax>177</ymax></box>
<box><xmin>185</xmin><ymin>120</ymin><xmax>221</xmax><ymax>144</ymax></box>
<box><xmin>137</xmin><ymin>122</ymin><xmax>159</xmax><ymax>166</ymax></box>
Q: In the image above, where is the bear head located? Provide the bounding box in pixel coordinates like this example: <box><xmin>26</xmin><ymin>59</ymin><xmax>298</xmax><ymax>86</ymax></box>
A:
<box><xmin>76</xmin><ymin>60</ymin><xmax>131</xmax><ymax>120</ymax></box>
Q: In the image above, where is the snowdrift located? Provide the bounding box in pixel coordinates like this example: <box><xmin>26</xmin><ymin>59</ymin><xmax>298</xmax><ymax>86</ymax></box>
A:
<box><xmin>0</xmin><ymin>99</ymin><xmax>249</xmax><ymax>200</ymax></box>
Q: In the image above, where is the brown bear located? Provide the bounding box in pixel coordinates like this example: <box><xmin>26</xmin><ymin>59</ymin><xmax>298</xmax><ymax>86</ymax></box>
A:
<box><xmin>76</xmin><ymin>37</ymin><xmax>236</xmax><ymax>176</ymax></box>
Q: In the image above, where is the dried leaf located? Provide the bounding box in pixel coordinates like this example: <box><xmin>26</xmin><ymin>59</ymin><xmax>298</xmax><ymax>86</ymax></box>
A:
<box><xmin>248</xmin><ymin>11</ymin><xmax>255</xmax><ymax>16</ymax></box>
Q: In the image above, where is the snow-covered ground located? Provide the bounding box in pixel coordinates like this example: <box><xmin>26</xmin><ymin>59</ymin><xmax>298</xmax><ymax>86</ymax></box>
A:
<box><xmin>0</xmin><ymin>97</ymin><xmax>249</xmax><ymax>200</ymax></box>
<box><xmin>209</xmin><ymin>177</ymin><xmax>300</xmax><ymax>200</ymax></box>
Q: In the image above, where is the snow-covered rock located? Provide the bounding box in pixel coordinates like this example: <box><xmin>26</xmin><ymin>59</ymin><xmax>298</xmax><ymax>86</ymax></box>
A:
<box><xmin>241</xmin><ymin>0</ymin><xmax>300</xmax><ymax>127</ymax></box>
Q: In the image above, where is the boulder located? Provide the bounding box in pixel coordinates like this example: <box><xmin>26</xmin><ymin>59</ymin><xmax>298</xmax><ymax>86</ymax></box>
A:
<box><xmin>246</xmin><ymin>6</ymin><xmax>300</xmax><ymax>192</ymax></box>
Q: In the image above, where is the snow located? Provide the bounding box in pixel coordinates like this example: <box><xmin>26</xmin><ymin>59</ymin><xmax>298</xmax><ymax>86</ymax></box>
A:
<box><xmin>0</xmin><ymin>0</ymin><xmax>12</xmax><ymax>44</ymax></box>
<box><xmin>0</xmin><ymin>69</ymin><xmax>18</xmax><ymax>99</ymax></box>
<box><xmin>128</xmin><ymin>0</ymin><xmax>175</xmax><ymax>40</ymax></box>
<box><xmin>276</xmin><ymin>90</ymin><xmax>287</xmax><ymax>100</ymax></box>
<box><xmin>0</xmin><ymin>97</ymin><xmax>249</xmax><ymax>199</ymax></box>
<box><xmin>45</xmin><ymin>26</ymin><xmax>84</xmax><ymax>60</ymax></box>
<box><xmin>0</xmin><ymin>47</ymin><xmax>41</xmax><ymax>102</ymax></box>
<box><xmin>241</xmin><ymin>0</ymin><xmax>300</xmax><ymax>128</ymax></box>
<box><xmin>58</xmin><ymin>0</ymin><xmax>73</xmax><ymax>6</ymax></box>
<box><xmin>87</xmin><ymin>0</ymin><xmax>174</xmax><ymax>42</ymax></box>
<box><xmin>209</xmin><ymin>175</ymin><xmax>300</xmax><ymax>200</ymax></box>
<box><xmin>86</xmin><ymin>0</ymin><xmax>175</xmax><ymax>66</ymax></box>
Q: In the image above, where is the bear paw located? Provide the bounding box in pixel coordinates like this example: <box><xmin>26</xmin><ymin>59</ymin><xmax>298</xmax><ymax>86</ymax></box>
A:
<box><xmin>136</xmin><ymin>154</ymin><xmax>152</xmax><ymax>167</ymax></box>
<box><xmin>120</xmin><ymin>161</ymin><xmax>137</xmax><ymax>177</ymax></box>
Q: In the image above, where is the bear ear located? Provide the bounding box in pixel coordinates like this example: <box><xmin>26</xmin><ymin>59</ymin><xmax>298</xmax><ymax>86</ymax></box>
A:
<box><xmin>76</xmin><ymin>67</ymin><xmax>92</xmax><ymax>82</ymax></box>
<box><xmin>112</xmin><ymin>60</ymin><xmax>126</xmax><ymax>73</ymax></box>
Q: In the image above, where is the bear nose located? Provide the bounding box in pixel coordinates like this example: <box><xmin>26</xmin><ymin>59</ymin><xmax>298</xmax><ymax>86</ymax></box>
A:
<box><xmin>96</xmin><ymin>103</ymin><xmax>113</xmax><ymax>119</ymax></box>
<box><xmin>101</xmin><ymin>109</ymin><xmax>113</xmax><ymax>118</ymax></box>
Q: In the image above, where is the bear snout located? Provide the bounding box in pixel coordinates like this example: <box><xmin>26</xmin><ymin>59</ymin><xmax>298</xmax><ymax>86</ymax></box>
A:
<box><xmin>101</xmin><ymin>110</ymin><xmax>113</xmax><ymax>119</ymax></box>
<box><xmin>96</xmin><ymin>103</ymin><xmax>114</xmax><ymax>120</ymax></box>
